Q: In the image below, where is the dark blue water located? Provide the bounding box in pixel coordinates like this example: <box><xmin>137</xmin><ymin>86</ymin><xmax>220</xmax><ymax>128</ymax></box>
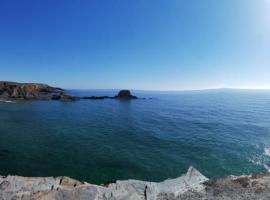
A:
<box><xmin>0</xmin><ymin>90</ymin><xmax>270</xmax><ymax>184</ymax></box>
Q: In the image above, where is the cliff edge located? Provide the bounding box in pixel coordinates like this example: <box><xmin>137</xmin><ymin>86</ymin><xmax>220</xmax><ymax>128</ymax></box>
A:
<box><xmin>1</xmin><ymin>167</ymin><xmax>270</xmax><ymax>200</ymax></box>
<box><xmin>0</xmin><ymin>81</ymin><xmax>75</xmax><ymax>101</ymax></box>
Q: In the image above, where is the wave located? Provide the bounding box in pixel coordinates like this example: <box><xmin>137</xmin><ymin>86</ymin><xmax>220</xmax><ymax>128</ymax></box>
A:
<box><xmin>264</xmin><ymin>164</ymin><xmax>270</xmax><ymax>172</ymax></box>
<box><xmin>0</xmin><ymin>99</ymin><xmax>13</xmax><ymax>103</ymax></box>
<box><xmin>263</xmin><ymin>146</ymin><xmax>270</xmax><ymax>172</ymax></box>
<box><xmin>248</xmin><ymin>146</ymin><xmax>270</xmax><ymax>172</ymax></box>
<box><xmin>264</xmin><ymin>146</ymin><xmax>270</xmax><ymax>157</ymax></box>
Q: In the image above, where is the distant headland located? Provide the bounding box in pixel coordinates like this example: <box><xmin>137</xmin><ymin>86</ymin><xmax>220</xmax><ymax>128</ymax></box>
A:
<box><xmin>0</xmin><ymin>81</ymin><xmax>138</xmax><ymax>101</ymax></box>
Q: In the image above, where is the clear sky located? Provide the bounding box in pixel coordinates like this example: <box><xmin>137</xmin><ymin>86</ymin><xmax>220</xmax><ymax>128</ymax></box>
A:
<box><xmin>0</xmin><ymin>0</ymin><xmax>269</xmax><ymax>90</ymax></box>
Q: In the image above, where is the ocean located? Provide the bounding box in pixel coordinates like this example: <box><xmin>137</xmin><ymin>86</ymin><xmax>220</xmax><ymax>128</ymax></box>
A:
<box><xmin>0</xmin><ymin>89</ymin><xmax>270</xmax><ymax>184</ymax></box>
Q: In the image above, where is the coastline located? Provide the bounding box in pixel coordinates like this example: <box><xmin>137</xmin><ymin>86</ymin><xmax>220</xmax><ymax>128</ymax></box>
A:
<box><xmin>1</xmin><ymin>167</ymin><xmax>270</xmax><ymax>200</ymax></box>
<box><xmin>1</xmin><ymin>82</ymin><xmax>270</xmax><ymax>199</ymax></box>
<box><xmin>0</xmin><ymin>81</ymin><xmax>138</xmax><ymax>101</ymax></box>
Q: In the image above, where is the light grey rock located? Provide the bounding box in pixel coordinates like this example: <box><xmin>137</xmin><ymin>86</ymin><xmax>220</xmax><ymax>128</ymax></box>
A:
<box><xmin>0</xmin><ymin>167</ymin><xmax>207</xmax><ymax>200</ymax></box>
<box><xmin>2</xmin><ymin>167</ymin><xmax>270</xmax><ymax>200</ymax></box>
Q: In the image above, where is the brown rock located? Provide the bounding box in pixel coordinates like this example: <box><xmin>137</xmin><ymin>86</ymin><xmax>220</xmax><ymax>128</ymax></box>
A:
<box><xmin>59</xmin><ymin>177</ymin><xmax>82</xmax><ymax>187</ymax></box>
<box><xmin>0</xmin><ymin>81</ymin><xmax>76</xmax><ymax>101</ymax></box>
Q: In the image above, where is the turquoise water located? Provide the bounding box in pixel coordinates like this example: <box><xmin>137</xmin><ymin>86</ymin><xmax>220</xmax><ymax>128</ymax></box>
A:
<box><xmin>0</xmin><ymin>90</ymin><xmax>270</xmax><ymax>184</ymax></box>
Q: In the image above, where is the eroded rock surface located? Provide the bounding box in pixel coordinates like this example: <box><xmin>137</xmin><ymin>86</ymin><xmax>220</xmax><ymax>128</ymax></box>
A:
<box><xmin>0</xmin><ymin>167</ymin><xmax>208</xmax><ymax>200</ymax></box>
<box><xmin>0</xmin><ymin>81</ymin><xmax>76</xmax><ymax>101</ymax></box>
<box><xmin>1</xmin><ymin>167</ymin><xmax>270</xmax><ymax>199</ymax></box>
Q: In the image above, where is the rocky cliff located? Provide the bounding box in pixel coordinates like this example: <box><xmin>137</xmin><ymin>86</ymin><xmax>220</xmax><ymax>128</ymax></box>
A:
<box><xmin>0</xmin><ymin>81</ymin><xmax>75</xmax><ymax>100</ymax></box>
<box><xmin>0</xmin><ymin>82</ymin><xmax>139</xmax><ymax>101</ymax></box>
<box><xmin>1</xmin><ymin>167</ymin><xmax>270</xmax><ymax>200</ymax></box>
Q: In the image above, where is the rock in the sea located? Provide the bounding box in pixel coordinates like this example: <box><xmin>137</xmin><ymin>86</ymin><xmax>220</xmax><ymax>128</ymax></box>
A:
<box><xmin>0</xmin><ymin>81</ymin><xmax>76</xmax><ymax>101</ymax></box>
<box><xmin>82</xmin><ymin>90</ymin><xmax>138</xmax><ymax>100</ymax></box>
<box><xmin>83</xmin><ymin>96</ymin><xmax>111</xmax><ymax>100</ymax></box>
<box><xmin>60</xmin><ymin>94</ymin><xmax>79</xmax><ymax>101</ymax></box>
<box><xmin>115</xmin><ymin>90</ymin><xmax>137</xmax><ymax>100</ymax></box>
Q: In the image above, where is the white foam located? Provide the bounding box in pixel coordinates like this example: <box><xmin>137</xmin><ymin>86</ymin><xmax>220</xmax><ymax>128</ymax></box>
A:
<box><xmin>264</xmin><ymin>146</ymin><xmax>270</xmax><ymax>157</ymax></box>
<box><xmin>264</xmin><ymin>164</ymin><xmax>270</xmax><ymax>172</ymax></box>
<box><xmin>0</xmin><ymin>99</ymin><xmax>13</xmax><ymax>103</ymax></box>
<box><xmin>249</xmin><ymin>149</ymin><xmax>270</xmax><ymax>172</ymax></box>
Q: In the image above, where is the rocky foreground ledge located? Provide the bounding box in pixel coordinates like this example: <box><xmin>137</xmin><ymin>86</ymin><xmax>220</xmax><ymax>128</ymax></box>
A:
<box><xmin>1</xmin><ymin>167</ymin><xmax>270</xmax><ymax>200</ymax></box>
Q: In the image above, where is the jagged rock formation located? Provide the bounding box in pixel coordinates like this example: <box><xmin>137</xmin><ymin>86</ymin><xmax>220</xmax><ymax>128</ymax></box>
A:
<box><xmin>0</xmin><ymin>167</ymin><xmax>206</xmax><ymax>200</ymax></box>
<box><xmin>2</xmin><ymin>167</ymin><xmax>270</xmax><ymax>200</ymax></box>
<box><xmin>0</xmin><ymin>81</ymin><xmax>76</xmax><ymax>101</ymax></box>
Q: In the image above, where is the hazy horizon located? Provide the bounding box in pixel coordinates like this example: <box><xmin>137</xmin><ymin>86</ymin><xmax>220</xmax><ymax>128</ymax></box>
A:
<box><xmin>67</xmin><ymin>87</ymin><xmax>270</xmax><ymax>92</ymax></box>
<box><xmin>1</xmin><ymin>80</ymin><xmax>270</xmax><ymax>92</ymax></box>
<box><xmin>0</xmin><ymin>0</ymin><xmax>269</xmax><ymax>90</ymax></box>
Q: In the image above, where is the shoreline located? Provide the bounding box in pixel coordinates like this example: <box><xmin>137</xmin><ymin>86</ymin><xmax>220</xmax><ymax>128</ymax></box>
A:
<box><xmin>1</xmin><ymin>167</ymin><xmax>270</xmax><ymax>200</ymax></box>
<box><xmin>0</xmin><ymin>81</ymin><xmax>139</xmax><ymax>101</ymax></box>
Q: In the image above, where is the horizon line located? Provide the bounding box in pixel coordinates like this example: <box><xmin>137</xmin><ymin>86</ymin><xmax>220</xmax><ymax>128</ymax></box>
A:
<box><xmin>65</xmin><ymin>87</ymin><xmax>270</xmax><ymax>92</ymax></box>
<box><xmin>1</xmin><ymin>81</ymin><xmax>270</xmax><ymax>92</ymax></box>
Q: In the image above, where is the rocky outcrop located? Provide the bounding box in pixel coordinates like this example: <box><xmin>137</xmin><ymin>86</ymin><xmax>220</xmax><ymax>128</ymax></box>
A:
<box><xmin>83</xmin><ymin>96</ymin><xmax>112</xmax><ymax>100</ymax></box>
<box><xmin>82</xmin><ymin>90</ymin><xmax>138</xmax><ymax>100</ymax></box>
<box><xmin>0</xmin><ymin>81</ymin><xmax>76</xmax><ymax>101</ymax></box>
<box><xmin>115</xmin><ymin>90</ymin><xmax>137</xmax><ymax>99</ymax></box>
<box><xmin>0</xmin><ymin>167</ymin><xmax>207</xmax><ymax>200</ymax></box>
<box><xmin>0</xmin><ymin>82</ymin><xmax>139</xmax><ymax>101</ymax></box>
<box><xmin>2</xmin><ymin>167</ymin><xmax>270</xmax><ymax>200</ymax></box>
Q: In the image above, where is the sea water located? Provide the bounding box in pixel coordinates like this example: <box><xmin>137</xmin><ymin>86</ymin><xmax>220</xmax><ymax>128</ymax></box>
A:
<box><xmin>0</xmin><ymin>89</ymin><xmax>270</xmax><ymax>184</ymax></box>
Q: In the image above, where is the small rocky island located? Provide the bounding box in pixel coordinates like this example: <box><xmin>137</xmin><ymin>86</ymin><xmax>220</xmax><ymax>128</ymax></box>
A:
<box><xmin>83</xmin><ymin>90</ymin><xmax>138</xmax><ymax>100</ymax></box>
<box><xmin>0</xmin><ymin>81</ymin><xmax>138</xmax><ymax>101</ymax></box>
<box><xmin>1</xmin><ymin>167</ymin><xmax>270</xmax><ymax>200</ymax></box>
<box><xmin>116</xmin><ymin>90</ymin><xmax>137</xmax><ymax>99</ymax></box>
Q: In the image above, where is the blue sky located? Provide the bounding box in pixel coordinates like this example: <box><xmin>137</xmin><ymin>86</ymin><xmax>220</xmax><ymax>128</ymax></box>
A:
<box><xmin>0</xmin><ymin>0</ymin><xmax>269</xmax><ymax>90</ymax></box>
